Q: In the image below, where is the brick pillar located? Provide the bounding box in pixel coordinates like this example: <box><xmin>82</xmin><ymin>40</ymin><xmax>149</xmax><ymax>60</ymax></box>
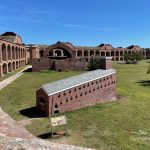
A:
<box><xmin>6</xmin><ymin>45</ymin><xmax>8</xmax><ymax>61</ymax></box>
<box><xmin>0</xmin><ymin>65</ymin><xmax>2</xmax><ymax>76</ymax></box>
<box><xmin>0</xmin><ymin>43</ymin><xmax>2</xmax><ymax>62</ymax></box>
<box><xmin>99</xmin><ymin>57</ymin><xmax>112</xmax><ymax>70</ymax></box>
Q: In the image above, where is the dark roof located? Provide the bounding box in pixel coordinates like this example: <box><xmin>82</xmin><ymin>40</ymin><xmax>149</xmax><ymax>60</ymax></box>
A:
<box><xmin>1</xmin><ymin>32</ymin><xmax>17</xmax><ymax>36</ymax></box>
<box><xmin>127</xmin><ymin>45</ymin><xmax>141</xmax><ymax>50</ymax></box>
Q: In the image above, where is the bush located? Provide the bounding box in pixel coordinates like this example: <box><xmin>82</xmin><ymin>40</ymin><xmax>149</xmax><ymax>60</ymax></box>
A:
<box><xmin>88</xmin><ymin>56</ymin><xmax>100</xmax><ymax>71</ymax></box>
<box><xmin>124</xmin><ymin>52</ymin><xmax>143</xmax><ymax>64</ymax></box>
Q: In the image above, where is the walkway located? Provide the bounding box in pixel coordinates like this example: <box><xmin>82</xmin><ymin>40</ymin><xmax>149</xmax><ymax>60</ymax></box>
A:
<box><xmin>0</xmin><ymin>66</ymin><xmax>33</xmax><ymax>138</ymax></box>
<box><xmin>0</xmin><ymin>65</ymin><xmax>31</xmax><ymax>90</ymax></box>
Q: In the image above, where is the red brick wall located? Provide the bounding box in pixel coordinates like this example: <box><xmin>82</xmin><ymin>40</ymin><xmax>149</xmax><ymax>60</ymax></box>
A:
<box><xmin>36</xmin><ymin>73</ymin><xmax>116</xmax><ymax>115</ymax></box>
<box><xmin>55</xmin><ymin>58</ymin><xmax>86</xmax><ymax>71</ymax></box>
<box><xmin>36</xmin><ymin>88</ymin><xmax>50</xmax><ymax>115</ymax></box>
<box><xmin>32</xmin><ymin>58</ymin><xmax>55</xmax><ymax>71</ymax></box>
<box><xmin>32</xmin><ymin>58</ymin><xmax>86</xmax><ymax>71</ymax></box>
<box><xmin>99</xmin><ymin>57</ymin><xmax>112</xmax><ymax>70</ymax></box>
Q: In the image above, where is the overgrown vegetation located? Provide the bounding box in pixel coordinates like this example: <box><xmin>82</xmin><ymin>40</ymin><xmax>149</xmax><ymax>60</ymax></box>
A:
<box><xmin>124</xmin><ymin>52</ymin><xmax>143</xmax><ymax>64</ymax></box>
<box><xmin>0</xmin><ymin>61</ymin><xmax>150</xmax><ymax>149</ymax></box>
<box><xmin>88</xmin><ymin>56</ymin><xmax>100</xmax><ymax>70</ymax></box>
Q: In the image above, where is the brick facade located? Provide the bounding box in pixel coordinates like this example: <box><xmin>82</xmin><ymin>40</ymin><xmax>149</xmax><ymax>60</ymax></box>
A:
<box><xmin>36</xmin><ymin>69</ymin><xmax>116</xmax><ymax>116</ymax></box>
<box><xmin>0</xmin><ymin>32</ymin><xmax>28</xmax><ymax>76</ymax></box>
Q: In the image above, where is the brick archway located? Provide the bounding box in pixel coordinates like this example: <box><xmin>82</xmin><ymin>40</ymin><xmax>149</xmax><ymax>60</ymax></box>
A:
<box><xmin>12</xmin><ymin>62</ymin><xmax>15</xmax><ymax>70</ymax></box>
<box><xmin>2</xmin><ymin>43</ymin><xmax>7</xmax><ymax>61</ymax></box>
<box><xmin>3</xmin><ymin>63</ymin><xmax>7</xmax><ymax>74</ymax></box>
<box><xmin>8</xmin><ymin>62</ymin><xmax>12</xmax><ymax>72</ymax></box>
<box><xmin>44</xmin><ymin>42</ymin><xmax>76</xmax><ymax>58</ymax></box>
<box><xmin>7</xmin><ymin>45</ymin><xmax>11</xmax><ymax>60</ymax></box>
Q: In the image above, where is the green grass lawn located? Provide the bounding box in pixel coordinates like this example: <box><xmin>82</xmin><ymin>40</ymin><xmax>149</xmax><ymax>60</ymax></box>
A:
<box><xmin>0</xmin><ymin>66</ymin><xmax>28</xmax><ymax>81</ymax></box>
<box><xmin>0</xmin><ymin>61</ymin><xmax>150</xmax><ymax>149</ymax></box>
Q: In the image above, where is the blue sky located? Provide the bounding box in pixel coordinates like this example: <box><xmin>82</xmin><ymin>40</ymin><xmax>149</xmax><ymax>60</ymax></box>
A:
<box><xmin>0</xmin><ymin>0</ymin><xmax>150</xmax><ymax>47</ymax></box>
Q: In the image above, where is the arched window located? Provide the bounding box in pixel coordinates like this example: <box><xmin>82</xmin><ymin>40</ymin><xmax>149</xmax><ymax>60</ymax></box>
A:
<box><xmin>84</xmin><ymin>50</ymin><xmax>88</xmax><ymax>57</ymax></box>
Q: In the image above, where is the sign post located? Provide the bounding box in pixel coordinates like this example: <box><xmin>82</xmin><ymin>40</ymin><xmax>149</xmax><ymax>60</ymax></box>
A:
<box><xmin>50</xmin><ymin>115</ymin><xmax>67</xmax><ymax>137</ymax></box>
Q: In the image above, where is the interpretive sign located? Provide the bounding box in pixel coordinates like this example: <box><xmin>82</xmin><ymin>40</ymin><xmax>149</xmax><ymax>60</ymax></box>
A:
<box><xmin>50</xmin><ymin>115</ymin><xmax>67</xmax><ymax>137</ymax></box>
<box><xmin>50</xmin><ymin>115</ymin><xmax>67</xmax><ymax>127</ymax></box>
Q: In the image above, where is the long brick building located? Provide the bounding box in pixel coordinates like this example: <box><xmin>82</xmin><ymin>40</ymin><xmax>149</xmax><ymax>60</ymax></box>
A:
<box><xmin>36</xmin><ymin>57</ymin><xmax>116</xmax><ymax>115</ymax></box>
<box><xmin>29</xmin><ymin>42</ymin><xmax>147</xmax><ymax>62</ymax></box>
<box><xmin>0</xmin><ymin>32</ymin><xmax>28</xmax><ymax>76</ymax></box>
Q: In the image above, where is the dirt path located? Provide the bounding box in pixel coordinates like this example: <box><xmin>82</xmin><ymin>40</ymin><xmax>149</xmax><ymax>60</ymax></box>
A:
<box><xmin>0</xmin><ymin>66</ymin><xmax>33</xmax><ymax>138</ymax></box>
<box><xmin>0</xmin><ymin>107</ymin><xmax>32</xmax><ymax>138</ymax></box>
<box><xmin>17</xmin><ymin>118</ymin><xmax>42</xmax><ymax>126</ymax></box>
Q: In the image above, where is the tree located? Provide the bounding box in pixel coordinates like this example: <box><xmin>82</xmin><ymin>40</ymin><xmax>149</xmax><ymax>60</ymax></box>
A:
<box><xmin>124</xmin><ymin>52</ymin><xmax>143</xmax><ymax>64</ymax></box>
<box><xmin>88</xmin><ymin>56</ymin><xmax>100</xmax><ymax>71</ymax></box>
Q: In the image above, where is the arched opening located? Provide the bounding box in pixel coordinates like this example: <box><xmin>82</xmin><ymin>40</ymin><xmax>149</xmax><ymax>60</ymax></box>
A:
<box><xmin>101</xmin><ymin>51</ymin><xmax>105</xmax><ymax>56</ymax></box>
<box><xmin>116</xmin><ymin>51</ymin><xmax>119</xmax><ymax>56</ymax></box>
<box><xmin>106</xmin><ymin>51</ymin><xmax>110</xmax><ymax>56</ymax></box>
<box><xmin>18</xmin><ymin>47</ymin><xmax>21</xmax><ymax>59</ymax></box>
<box><xmin>16</xmin><ymin>47</ymin><xmax>18</xmax><ymax>59</ymax></box>
<box><xmin>96</xmin><ymin>51</ymin><xmax>100</xmax><ymax>56</ymax></box>
<box><xmin>84</xmin><ymin>50</ymin><xmax>88</xmax><ymax>57</ymax></box>
<box><xmin>8</xmin><ymin>63</ymin><xmax>12</xmax><ymax>72</ymax></box>
<box><xmin>7</xmin><ymin>45</ymin><xmax>11</xmax><ymax>60</ymax></box>
<box><xmin>39</xmin><ymin>98</ymin><xmax>46</xmax><ymax>105</ymax></box>
<box><xmin>120</xmin><ymin>57</ymin><xmax>123</xmax><ymax>61</ymax></box>
<box><xmin>90</xmin><ymin>50</ymin><xmax>94</xmax><ymax>56</ymax></box>
<box><xmin>111</xmin><ymin>51</ymin><xmax>114</xmax><ymax>56</ymax></box>
<box><xmin>3</xmin><ymin>63</ymin><xmax>7</xmax><ymax>74</ymax></box>
<box><xmin>12</xmin><ymin>62</ymin><xmax>15</xmax><ymax>70</ymax></box>
<box><xmin>40</xmin><ymin>50</ymin><xmax>44</xmax><ymax>58</ymax></box>
<box><xmin>77</xmin><ymin>50</ymin><xmax>82</xmax><ymax>57</ymax></box>
<box><xmin>54</xmin><ymin>103</ymin><xmax>59</xmax><ymax>114</ymax></box>
<box><xmin>47</xmin><ymin>48</ymin><xmax>71</xmax><ymax>59</ymax></box>
<box><xmin>12</xmin><ymin>46</ymin><xmax>15</xmax><ymax>59</ymax></box>
<box><xmin>2</xmin><ymin>43</ymin><xmax>7</xmax><ymax>61</ymax></box>
<box><xmin>55</xmin><ymin>50</ymin><xmax>62</xmax><ymax>56</ymax></box>
<box><xmin>19</xmin><ymin>61</ymin><xmax>21</xmax><ymax>67</ymax></box>
<box><xmin>120</xmin><ymin>51</ymin><xmax>123</xmax><ymax>56</ymax></box>
<box><xmin>23</xmin><ymin>48</ymin><xmax>25</xmax><ymax>58</ymax></box>
<box><xmin>116</xmin><ymin>57</ymin><xmax>119</xmax><ymax>61</ymax></box>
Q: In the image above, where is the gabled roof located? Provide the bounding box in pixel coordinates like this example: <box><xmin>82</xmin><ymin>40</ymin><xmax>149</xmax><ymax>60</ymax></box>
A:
<box><xmin>39</xmin><ymin>68</ymin><xmax>116</xmax><ymax>96</ymax></box>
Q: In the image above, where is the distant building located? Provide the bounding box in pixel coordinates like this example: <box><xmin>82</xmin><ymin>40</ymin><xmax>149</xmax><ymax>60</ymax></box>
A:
<box><xmin>28</xmin><ymin>42</ymin><xmax>147</xmax><ymax>72</ymax></box>
<box><xmin>36</xmin><ymin>57</ymin><xmax>116</xmax><ymax>115</ymax></box>
<box><xmin>0</xmin><ymin>32</ymin><xmax>28</xmax><ymax>76</ymax></box>
<box><xmin>31</xmin><ymin>42</ymin><xmax>87</xmax><ymax>71</ymax></box>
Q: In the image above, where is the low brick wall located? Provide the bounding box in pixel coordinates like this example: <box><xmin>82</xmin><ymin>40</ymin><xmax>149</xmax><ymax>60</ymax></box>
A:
<box><xmin>32</xmin><ymin>58</ymin><xmax>86</xmax><ymax>71</ymax></box>
<box><xmin>55</xmin><ymin>58</ymin><xmax>86</xmax><ymax>71</ymax></box>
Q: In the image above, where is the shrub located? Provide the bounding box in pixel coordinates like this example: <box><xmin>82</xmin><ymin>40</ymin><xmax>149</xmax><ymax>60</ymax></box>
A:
<box><xmin>124</xmin><ymin>52</ymin><xmax>143</xmax><ymax>64</ymax></box>
<box><xmin>88</xmin><ymin>56</ymin><xmax>100</xmax><ymax>71</ymax></box>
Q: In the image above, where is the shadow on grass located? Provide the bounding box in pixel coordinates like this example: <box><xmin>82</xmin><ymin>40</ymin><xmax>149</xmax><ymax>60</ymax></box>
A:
<box><xmin>23</xmin><ymin>67</ymin><xmax>32</xmax><ymax>72</ymax></box>
<box><xmin>37</xmin><ymin>132</ymin><xmax>52</xmax><ymax>139</ymax></box>
<box><xmin>136</xmin><ymin>80</ymin><xmax>150</xmax><ymax>86</ymax></box>
<box><xmin>37</xmin><ymin>132</ymin><xmax>67</xmax><ymax>139</ymax></box>
<box><xmin>20</xmin><ymin>106</ymin><xmax>46</xmax><ymax>118</ymax></box>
